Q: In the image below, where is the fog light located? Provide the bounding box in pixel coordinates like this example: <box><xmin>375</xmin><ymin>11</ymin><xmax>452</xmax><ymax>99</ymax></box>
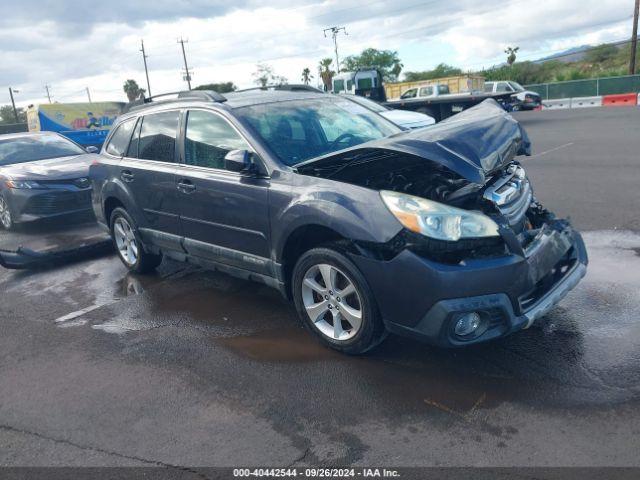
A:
<box><xmin>454</xmin><ymin>312</ymin><xmax>481</xmax><ymax>337</ymax></box>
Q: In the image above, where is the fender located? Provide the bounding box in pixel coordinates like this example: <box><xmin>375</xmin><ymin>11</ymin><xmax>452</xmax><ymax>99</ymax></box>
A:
<box><xmin>272</xmin><ymin>175</ymin><xmax>403</xmax><ymax>264</ymax></box>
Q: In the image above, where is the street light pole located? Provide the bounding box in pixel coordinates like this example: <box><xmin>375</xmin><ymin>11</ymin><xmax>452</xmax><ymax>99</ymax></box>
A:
<box><xmin>140</xmin><ymin>39</ymin><xmax>152</xmax><ymax>97</ymax></box>
<box><xmin>8</xmin><ymin>87</ymin><xmax>19</xmax><ymax>123</ymax></box>
<box><xmin>178</xmin><ymin>37</ymin><xmax>193</xmax><ymax>90</ymax></box>
<box><xmin>323</xmin><ymin>26</ymin><xmax>347</xmax><ymax>73</ymax></box>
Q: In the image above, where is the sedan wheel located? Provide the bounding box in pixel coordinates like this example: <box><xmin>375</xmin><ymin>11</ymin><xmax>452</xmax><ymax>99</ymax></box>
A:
<box><xmin>301</xmin><ymin>263</ymin><xmax>363</xmax><ymax>341</ymax></box>
<box><xmin>0</xmin><ymin>196</ymin><xmax>12</xmax><ymax>230</ymax></box>
<box><xmin>113</xmin><ymin>216</ymin><xmax>139</xmax><ymax>267</ymax></box>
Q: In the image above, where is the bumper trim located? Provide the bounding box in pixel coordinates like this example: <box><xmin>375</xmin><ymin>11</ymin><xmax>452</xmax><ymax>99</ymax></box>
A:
<box><xmin>522</xmin><ymin>261</ymin><xmax>587</xmax><ymax>328</ymax></box>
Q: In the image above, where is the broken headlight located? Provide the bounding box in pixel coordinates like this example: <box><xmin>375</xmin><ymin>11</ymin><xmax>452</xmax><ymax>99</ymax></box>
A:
<box><xmin>380</xmin><ymin>190</ymin><xmax>500</xmax><ymax>241</ymax></box>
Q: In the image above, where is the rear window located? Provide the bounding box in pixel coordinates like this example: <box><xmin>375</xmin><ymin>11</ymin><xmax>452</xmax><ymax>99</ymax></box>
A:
<box><xmin>105</xmin><ymin>119</ymin><xmax>136</xmax><ymax>157</ymax></box>
<box><xmin>0</xmin><ymin>135</ymin><xmax>84</xmax><ymax>166</ymax></box>
<box><xmin>136</xmin><ymin>111</ymin><xmax>179</xmax><ymax>162</ymax></box>
<box><xmin>357</xmin><ymin>78</ymin><xmax>373</xmax><ymax>90</ymax></box>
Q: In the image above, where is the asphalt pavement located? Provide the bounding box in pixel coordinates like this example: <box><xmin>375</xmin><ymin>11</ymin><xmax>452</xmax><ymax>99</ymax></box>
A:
<box><xmin>0</xmin><ymin>106</ymin><xmax>639</xmax><ymax>470</ymax></box>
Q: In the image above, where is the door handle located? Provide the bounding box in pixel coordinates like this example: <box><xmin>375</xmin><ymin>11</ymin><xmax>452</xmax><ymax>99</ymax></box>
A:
<box><xmin>121</xmin><ymin>170</ymin><xmax>134</xmax><ymax>182</ymax></box>
<box><xmin>177</xmin><ymin>179</ymin><xmax>196</xmax><ymax>193</ymax></box>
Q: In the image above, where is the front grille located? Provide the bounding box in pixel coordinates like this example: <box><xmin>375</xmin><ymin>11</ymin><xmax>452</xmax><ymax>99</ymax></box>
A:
<box><xmin>484</xmin><ymin>165</ymin><xmax>532</xmax><ymax>226</ymax></box>
<box><xmin>24</xmin><ymin>190</ymin><xmax>92</xmax><ymax>216</ymax></box>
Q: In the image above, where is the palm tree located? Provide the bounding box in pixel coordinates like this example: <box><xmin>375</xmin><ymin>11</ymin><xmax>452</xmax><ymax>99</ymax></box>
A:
<box><xmin>318</xmin><ymin>58</ymin><xmax>335</xmax><ymax>92</ymax></box>
<box><xmin>505</xmin><ymin>46</ymin><xmax>520</xmax><ymax>66</ymax></box>
<box><xmin>123</xmin><ymin>79</ymin><xmax>146</xmax><ymax>102</ymax></box>
<box><xmin>301</xmin><ymin>67</ymin><xmax>313</xmax><ymax>85</ymax></box>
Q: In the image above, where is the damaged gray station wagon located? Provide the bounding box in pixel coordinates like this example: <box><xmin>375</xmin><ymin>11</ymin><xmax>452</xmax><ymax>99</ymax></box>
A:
<box><xmin>90</xmin><ymin>89</ymin><xmax>588</xmax><ymax>354</ymax></box>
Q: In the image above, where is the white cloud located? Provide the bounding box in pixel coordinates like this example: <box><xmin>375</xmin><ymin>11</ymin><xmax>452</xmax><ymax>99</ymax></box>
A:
<box><xmin>1</xmin><ymin>0</ymin><xmax>635</xmax><ymax>107</ymax></box>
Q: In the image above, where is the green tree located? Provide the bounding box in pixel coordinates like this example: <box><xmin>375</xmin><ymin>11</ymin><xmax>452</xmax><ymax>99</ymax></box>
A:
<box><xmin>318</xmin><ymin>58</ymin><xmax>335</xmax><ymax>91</ymax></box>
<box><xmin>194</xmin><ymin>82</ymin><xmax>237</xmax><ymax>93</ymax></box>
<box><xmin>301</xmin><ymin>67</ymin><xmax>313</xmax><ymax>85</ymax></box>
<box><xmin>584</xmin><ymin>43</ymin><xmax>619</xmax><ymax>64</ymax></box>
<box><xmin>252</xmin><ymin>63</ymin><xmax>287</xmax><ymax>87</ymax></box>
<box><xmin>341</xmin><ymin>48</ymin><xmax>403</xmax><ymax>81</ymax></box>
<box><xmin>403</xmin><ymin>63</ymin><xmax>463</xmax><ymax>81</ymax></box>
<box><xmin>123</xmin><ymin>79</ymin><xmax>146</xmax><ymax>102</ymax></box>
<box><xmin>0</xmin><ymin>105</ymin><xmax>26</xmax><ymax>124</ymax></box>
<box><xmin>505</xmin><ymin>46</ymin><xmax>520</xmax><ymax>66</ymax></box>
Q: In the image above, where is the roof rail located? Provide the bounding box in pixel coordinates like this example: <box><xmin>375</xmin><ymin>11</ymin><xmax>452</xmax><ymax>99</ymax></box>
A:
<box><xmin>122</xmin><ymin>90</ymin><xmax>227</xmax><ymax>113</ymax></box>
<box><xmin>234</xmin><ymin>84</ymin><xmax>324</xmax><ymax>94</ymax></box>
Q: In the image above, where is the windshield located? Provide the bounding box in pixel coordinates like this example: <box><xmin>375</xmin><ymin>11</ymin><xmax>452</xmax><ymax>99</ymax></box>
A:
<box><xmin>0</xmin><ymin>135</ymin><xmax>85</xmax><ymax>166</ymax></box>
<box><xmin>509</xmin><ymin>81</ymin><xmax>525</xmax><ymax>91</ymax></box>
<box><xmin>237</xmin><ymin>98</ymin><xmax>401</xmax><ymax>166</ymax></box>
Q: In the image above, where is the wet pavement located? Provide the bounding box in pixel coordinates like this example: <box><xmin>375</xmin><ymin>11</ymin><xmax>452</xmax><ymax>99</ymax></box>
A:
<box><xmin>0</xmin><ymin>108</ymin><xmax>639</xmax><ymax>467</ymax></box>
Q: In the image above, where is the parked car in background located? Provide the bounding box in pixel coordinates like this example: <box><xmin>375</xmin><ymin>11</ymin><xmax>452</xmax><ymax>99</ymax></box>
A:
<box><xmin>343</xmin><ymin>95</ymin><xmax>435</xmax><ymax>129</ymax></box>
<box><xmin>484</xmin><ymin>81</ymin><xmax>542</xmax><ymax>110</ymax></box>
<box><xmin>0</xmin><ymin>132</ymin><xmax>97</xmax><ymax>230</ymax></box>
<box><xmin>91</xmin><ymin>90</ymin><xmax>587</xmax><ymax>354</ymax></box>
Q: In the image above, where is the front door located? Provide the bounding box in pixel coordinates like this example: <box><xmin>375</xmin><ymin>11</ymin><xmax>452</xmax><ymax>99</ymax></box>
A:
<box><xmin>121</xmin><ymin>110</ymin><xmax>182</xmax><ymax>250</ymax></box>
<box><xmin>176</xmin><ymin>109</ymin><xmax>271</xmax><ymax>275</ymax></box>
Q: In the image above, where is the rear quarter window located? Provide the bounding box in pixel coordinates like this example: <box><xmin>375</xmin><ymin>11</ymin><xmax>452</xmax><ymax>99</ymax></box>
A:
<box><xmin>105</xmin><ymin>119</ymin><xmax>136</xmax><ymax>157</ymax></box>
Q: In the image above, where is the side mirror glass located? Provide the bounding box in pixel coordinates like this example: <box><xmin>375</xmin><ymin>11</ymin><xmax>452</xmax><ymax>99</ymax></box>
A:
<box><xmin>85</xmin><ymin>146</ymin><xmax>99</xmax><ymax>154</ymax></box>
<box><xmin>224</xmin><ymin>149</ymin><xmax>257</xmax><ymax>174</ymax></box>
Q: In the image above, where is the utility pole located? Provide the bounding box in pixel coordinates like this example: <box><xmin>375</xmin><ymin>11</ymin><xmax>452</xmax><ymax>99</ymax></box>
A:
<box><xmin>178</xmin><ymin>37</ymin><xmax>193</xmax><ymax>90</ymax></box>
<box><xmin>44</xmin><ymin>84</ymin><xmax>52</xmax><ymax>103</ymax></box>
<box><xmin>86</xmin><ymin>87</ymin><xmax>92</xmax><ymax>103</ymax></box>
<box><xmin>140</xmin><ymin>39</ymin><xmax>152</xmax><ymax>97</ymax></box>
<box><xmin>8</xmin><ymin>87</ymin><xmax>19</xmax><ymax>122</ymax></box>
<box><xmin>323</xmin><ymin>26</ymin><xmax>347</xmax><ymax>73</ymax></box>
<box><xmin>631</xmin><ymin>0</ymin><xmax>639</xmax><ymax>74</ymax></box>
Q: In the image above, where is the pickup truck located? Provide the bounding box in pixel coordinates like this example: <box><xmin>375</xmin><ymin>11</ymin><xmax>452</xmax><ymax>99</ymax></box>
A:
<box><xmin>384</xmin><ymin>83</ymin><xmax>516</xmax><ymax>122</ymax></box>
<box><xmin>483</xmin><ymin>81</ymin><xmax>542</xmax><ymax>110</ymax></box>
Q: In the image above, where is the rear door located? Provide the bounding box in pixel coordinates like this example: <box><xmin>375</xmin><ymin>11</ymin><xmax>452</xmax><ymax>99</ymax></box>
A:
<box><xmin>175</xmin><ymin>109</ymin><xmax>271</xmax><ymax>275</ymax></box>
<box><xmin>120</xmin><ymin>109</ymin><xmax>182</xmax><ymax>250</ymax></box>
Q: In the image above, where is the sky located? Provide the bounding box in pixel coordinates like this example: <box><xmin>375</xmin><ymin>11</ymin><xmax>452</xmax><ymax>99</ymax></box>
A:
<box><xmin>0</xmin><ymin>0</ymin><xmax>635</xmax><ymax>108</ymax></box>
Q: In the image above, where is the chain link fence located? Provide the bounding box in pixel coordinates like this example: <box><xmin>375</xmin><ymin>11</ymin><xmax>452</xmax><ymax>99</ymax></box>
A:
<box><xmin>526</xmin><ymin>74</ymin><xmax>640</xmax><ymax>100</ymax></box>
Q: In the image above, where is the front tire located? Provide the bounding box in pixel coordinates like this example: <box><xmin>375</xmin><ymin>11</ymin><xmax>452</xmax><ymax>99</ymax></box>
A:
<box><xmin>109</xmin><ymin>207</ymin><xmax>162</xmax><ymax>273</ymax></box>
<box><xmin>0</xmin><ymin>195</ymin><xmax>13</xmax><ymax>230</ymax></box>
<box><xmin>292</xmin><ymin>247</ymin><xmax>386</xmax><ymax>354</ymax></box>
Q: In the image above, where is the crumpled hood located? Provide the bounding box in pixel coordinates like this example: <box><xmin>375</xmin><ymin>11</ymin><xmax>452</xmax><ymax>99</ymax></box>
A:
<box><xmin>299</xmin><ymin>99</ymin><xmax>531</xmax><ymax>184</ymax></box>
<box><xmin>0</xmin><ymin>153</ymin><xmax>97</xmax><ymax>181</ymax></box>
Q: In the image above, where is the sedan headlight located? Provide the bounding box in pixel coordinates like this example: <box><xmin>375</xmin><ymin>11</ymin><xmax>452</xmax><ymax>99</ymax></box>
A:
<box><xmin>5</xmin><ymin>180</ymin><xmax>42</xmax><ymax>189</ymax></box>
<box><xmin>380</xmin><ymin>190</ymin><xmax>499</xmax><ymax>241</ymax></box>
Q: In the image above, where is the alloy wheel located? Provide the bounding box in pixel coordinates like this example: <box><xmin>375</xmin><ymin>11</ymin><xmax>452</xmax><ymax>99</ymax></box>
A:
<box><xmin>0</xmin><ymin>197</ymin><xmax>12</xmax><ymax>229</ymax></box>
<box><xmin>113</xmin><ymin>216</ymin><xmax>139</xmax><ymax>267</ymax></box>
<box><xmin>301</xmin><ymin>263</ymin><xmax>363</xmax><ymax>341</ymax></box>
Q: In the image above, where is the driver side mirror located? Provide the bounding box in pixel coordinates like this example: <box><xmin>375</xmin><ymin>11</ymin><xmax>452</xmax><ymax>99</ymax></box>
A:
<box><xmin>224</xmin><ymin>149</ymin><xmax>258</xmax><ymax>175</ymax></box>
<box><xmin>85</xmin><ymin>146</ymin><xmax>99</xmax><ymax>154</ymax></box>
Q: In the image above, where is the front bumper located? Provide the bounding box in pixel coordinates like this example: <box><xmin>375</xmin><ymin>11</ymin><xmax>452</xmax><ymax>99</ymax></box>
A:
<box><xmin>349</xmin><ymin>221</ymin><xmax>588</xmax><ymax>347</ymax></box>
<box><xmin>6</xmin><ymin>186</ymin><xmax>93</xmax><ymax>223</ymax></box>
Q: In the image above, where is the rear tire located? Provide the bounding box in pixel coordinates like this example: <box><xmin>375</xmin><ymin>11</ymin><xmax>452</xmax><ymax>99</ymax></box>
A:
<box><xmin>109</xmin><ymin>207</ymin><xmax>162</xmax><ymax>274</ymax></box>
<box><xmin>292</xmin><ymin>246</ymin><xmax>387</xmax><ymax>354</ymax></box>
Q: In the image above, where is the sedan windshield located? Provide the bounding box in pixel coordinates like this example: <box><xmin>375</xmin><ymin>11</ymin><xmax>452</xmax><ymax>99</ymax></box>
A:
<box><xmin>0</xmin><ymin>135</ymin><xmax>85</xmax><ymax>166</ymax></box>
<box><xmin>237</xmin><ymin>98</ymin><xmax>401</xmax><ymax>166</ymax></box>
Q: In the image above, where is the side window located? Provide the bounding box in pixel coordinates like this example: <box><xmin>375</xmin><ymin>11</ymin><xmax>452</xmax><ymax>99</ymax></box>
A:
<box><xmin>484</xmin><ymin>82</ymin><xmax>494</xmax><ymax>93</ymax></box>
<box><xmin>333</xmin><ymin>80</ymin><xmax>345</xmax><ymax>93</ymax></box>
<box><xmin>138</xmin><ymin>111</ymin><xmax>179</xmax><ymax>162</ymax></box>
<box><xmin>419</xmin><ymin>86</ymin><xmax>433</xmax><ymax>97</ymax></box>
<box><xmin>184</xmin><ymin>110</ymin><xmax>250</xmax><ymax>170</ymax></box>
<box><xmin>105</xmin><ymin>119</ymin><xmax>135</xmax><ymax>157</ymax></box>
<box><xmin>496</xmin><ymin>82</ymin><xmax>510</xmax><ymax>92</ymax></box>
<box><xmin>126</xmin><ymin>117</ymin><xmax>142</xmax><ymax>158</ymax></box>
<box><xmin>400</xmin><ymin>89</ymin><xmax>417</xmax><ymax>99</ymax></box>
